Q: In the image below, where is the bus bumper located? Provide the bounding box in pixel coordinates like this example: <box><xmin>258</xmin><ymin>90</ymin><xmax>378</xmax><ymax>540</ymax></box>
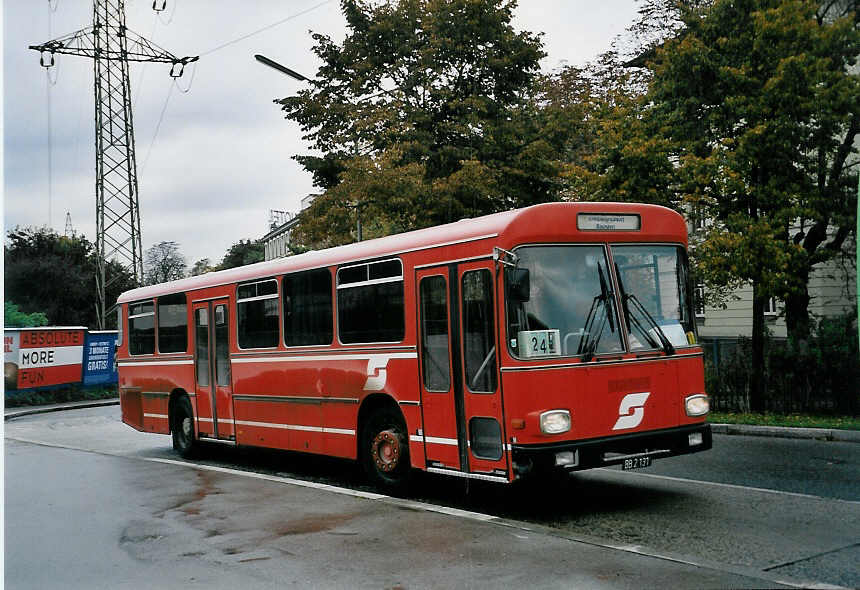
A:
<box><xmin>511</xmin><ymin>423</ymin><xmax>712</xmax><ymax>476</ymax></box>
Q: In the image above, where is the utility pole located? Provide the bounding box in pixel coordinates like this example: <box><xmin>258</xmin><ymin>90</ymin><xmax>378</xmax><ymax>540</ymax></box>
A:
<box><xmin>30</xmin><ymin>0</ymin><xmax>197</xmax><ymax>328</ymax></box>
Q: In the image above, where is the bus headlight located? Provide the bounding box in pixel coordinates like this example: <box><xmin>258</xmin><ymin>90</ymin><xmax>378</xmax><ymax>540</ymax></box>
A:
<box><xmin>540</xmin><ymin>410</ymin><xmax>571</xmax><ymax>435</ymax></box>
<box><xmin>685</xmin><ymin>394</ymin><xmax>709</xmax><ymax>417</ymax></box>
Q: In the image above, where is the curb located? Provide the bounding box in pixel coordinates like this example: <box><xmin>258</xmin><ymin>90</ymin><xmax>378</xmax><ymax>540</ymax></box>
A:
<box><xmin>4</xmin><ymin>399</ymin><xmax>120</xmax><ymax>421</ymax></box>
<box><xmin>710</xmin><ymin>422</ymin><xmax>860</xmax><ymax>443</ymax></box>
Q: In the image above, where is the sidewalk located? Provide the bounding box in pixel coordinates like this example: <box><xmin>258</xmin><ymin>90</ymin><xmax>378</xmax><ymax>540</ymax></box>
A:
<box><xmin>709</xmin><ymin>421</ymin><xmax>860</xmax><ymax>443</ymax></box>
<box><xmin>4</xmin><ymin>398</ymin><xmax>859</xmax><ymax>442</ymax></box>
<box><xmin>4</xmin><ymin>398</ymin><xmax>120</xmax><ymax>421</ymax></box>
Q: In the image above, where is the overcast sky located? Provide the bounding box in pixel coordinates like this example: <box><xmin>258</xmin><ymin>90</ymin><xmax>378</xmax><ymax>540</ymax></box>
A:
<box><xmin>3</xmin><ymin>0</ymin><xmax>639</xmax><ymax>267</ymax></box>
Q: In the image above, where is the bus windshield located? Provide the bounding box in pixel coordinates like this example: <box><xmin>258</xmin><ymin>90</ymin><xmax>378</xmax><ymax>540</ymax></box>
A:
<box><xmin>611</xmin><ymin>245</ymin><xmax>694</xmax><ymax>350</ymax></box>
<box><xmin>506</xmin><ymin>245</ymin><xmax>624</xmax><ymax>359</ymax></box>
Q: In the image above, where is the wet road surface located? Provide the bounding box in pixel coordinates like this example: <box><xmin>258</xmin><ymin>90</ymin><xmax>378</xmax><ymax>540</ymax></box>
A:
<box><xmin>5</xmin><ymin>406</ymin><xmax>859</xmax><ymax>588</ymax></box>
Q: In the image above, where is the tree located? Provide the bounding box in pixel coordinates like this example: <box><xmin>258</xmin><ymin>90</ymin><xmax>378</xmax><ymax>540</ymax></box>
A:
<box><xmin>279</xmin><ymin>0</ymin><xmax>551</xmax><ymax>244</ymax></box>
<box><xmin>537</xmin><ymin>55</ymin><xmax>680</xmax><ymax>209</ymax></box>
<box><xmin>641</xmin><ymin>0</ymin><xmax>859</xmax><ymax>410</ymax></box>
<box><xmin>189</xmin><ymin>258</ymin><xmax>214</xmax><ymax>276</ymax></box>
<box><xmin>4</xmin><ymin>227</ymin><xmax>135</xmax><ymax>328</ymax></box>
<box><xmin>218</xmin><ymin>240</ymin><xmax>265</xmax><ymax>270</ymax></box>
<box><xmin>144</xmin><ymin>241</ymin><xmax>187</xmax><ymax>285</ymax></box>
<box><xmin>4</xmin><ymin>301</ymin><xmax>48</xmax><ymax>328</ymax></box>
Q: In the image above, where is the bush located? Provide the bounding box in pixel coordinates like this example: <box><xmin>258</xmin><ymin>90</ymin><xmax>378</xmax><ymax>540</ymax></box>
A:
<box><xmin>5</xmin><ymin>384</ymin><xmax>117</xmax><ymax>408</ymax></box>
<box><xmin>706</xmin><ymin>311</ymin><xmax>859</xmax><ymax>415</ymax></box>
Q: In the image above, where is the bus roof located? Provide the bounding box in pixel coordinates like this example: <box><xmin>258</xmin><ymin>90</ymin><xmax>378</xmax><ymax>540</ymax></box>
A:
<box><xmin>117</xmin><ymin>201</ymin><xmax>686</xmax><ymax>304</ymax></box>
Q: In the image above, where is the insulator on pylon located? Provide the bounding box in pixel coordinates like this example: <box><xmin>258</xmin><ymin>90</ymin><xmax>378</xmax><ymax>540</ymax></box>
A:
<box><xmin>152</xmin><ymin>0</ymin><xmax>167</xmax><ymax>11</ymax></box>
<box><xmin>40</xmin><ymin>52</ymin><xmax>55</xmax><ymax>68</ymax></box>
<box><xmin>169</xmin><ymin>62</ymin><xmax>185</xmax><ymax>78</ymax></box>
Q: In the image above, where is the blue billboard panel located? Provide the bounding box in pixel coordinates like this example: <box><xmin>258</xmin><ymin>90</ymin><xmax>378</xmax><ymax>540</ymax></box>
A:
<box><xmin>83</xmin><ymin>331</ymin><xmax>118</xmax><ymax>386</ymax></box>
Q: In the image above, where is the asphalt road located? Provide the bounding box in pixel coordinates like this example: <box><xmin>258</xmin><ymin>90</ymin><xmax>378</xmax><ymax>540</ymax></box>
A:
<box><xmin>5</xmin><ymin>406</ymin><xmax>859</xmax><ymax>588</ymax></box>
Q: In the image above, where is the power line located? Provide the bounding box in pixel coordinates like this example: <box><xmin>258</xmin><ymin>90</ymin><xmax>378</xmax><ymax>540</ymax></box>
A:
<box><xmin>201</xmin><ymin>0</ymin><xmax>334</xmax><ymax>56</ymax></box>
<box><xmin>30</xmin><ymin>0</ymin><xmax>197</xmax><ymax>329</ymax></box>
<box><xmin>142</xmin><ymin>81</ymin><xmax>175</xmax><ymax>175</ymax></box>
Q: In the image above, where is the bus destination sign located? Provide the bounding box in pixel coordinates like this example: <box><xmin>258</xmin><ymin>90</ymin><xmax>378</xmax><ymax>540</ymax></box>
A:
<box><xmin>577</xmin><ymin>213</ymin><xmax>641</xmax><ymax>232</ymax></box>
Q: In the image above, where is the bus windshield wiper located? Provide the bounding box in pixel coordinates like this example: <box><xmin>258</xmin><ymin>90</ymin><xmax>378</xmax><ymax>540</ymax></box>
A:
<box><xmin>577</xmin><ymin>263</ymin><xmax>615</xmax><ymax>362</ymax></box>
<box><xmin>614</xmin><ymin>263</ymin><xmax>674</xmax><ymax>355</ymax></box>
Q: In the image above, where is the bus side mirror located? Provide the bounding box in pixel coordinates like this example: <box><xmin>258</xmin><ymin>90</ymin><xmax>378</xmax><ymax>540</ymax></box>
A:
<box><xmin>507</xmin><ymin>268</ymin><xmax>530</xmax><ymax>303</ymax></box>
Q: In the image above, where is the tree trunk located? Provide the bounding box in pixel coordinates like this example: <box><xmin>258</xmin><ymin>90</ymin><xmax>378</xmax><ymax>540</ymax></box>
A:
<box><xmin>750</xmin><ymin>283</ymin><xmax>766</xmax><ymax>413</ymax></box>
<box><xmin>785</xmin><ymin>264</ymin><xmax>812</xmax><ymax>347</ymax></box>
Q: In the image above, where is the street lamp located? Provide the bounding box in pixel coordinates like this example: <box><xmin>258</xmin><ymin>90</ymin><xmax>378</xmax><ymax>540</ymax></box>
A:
<box><xmin>255</xmin><ymin>53</ymin><xmax>366</xmax><ymax>241</ymax></box>
<box><xmin>254</xmin><ymin>54</ymin><xmax>308</xmax><ymax>81</ymax></box>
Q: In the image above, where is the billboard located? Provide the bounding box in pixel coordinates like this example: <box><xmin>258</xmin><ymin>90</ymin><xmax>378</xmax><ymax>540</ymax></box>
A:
<box><xmin>5</xmin><ymin>327</ymin><xmax>86</xmax><ymax>390</ymax></box>
<box><xmin>82</xmin><ymin>331</ymin><xmax>118</xmax><ymax>386</ymax></box>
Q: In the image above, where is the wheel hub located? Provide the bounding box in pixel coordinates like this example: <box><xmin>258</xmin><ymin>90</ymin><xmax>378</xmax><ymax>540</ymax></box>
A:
<box><xmin>371</xmin><ymin>429</ymin><xmax>401</xmax><ymax>473</ymax></box>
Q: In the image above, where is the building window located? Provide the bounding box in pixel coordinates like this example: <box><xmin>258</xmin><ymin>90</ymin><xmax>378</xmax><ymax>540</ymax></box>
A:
<box><xmin>283</xmin><ymin>268</ymin><xmax>333</xmax><ymax>346</ymax></box>
<box><xmin>695</xmin><ymin>282</ymin><xmax>706</xmax><ymax>318</ymax></box>
<box><xmin>157</xmin><ymin>293</ymin><xmax>187</xmax><ymax>353</ymax></box>
<box><xmin>237</xmin><ymin>279</ymin><xmax>280</xmax><ymax>349</ymax></box>
<box><xmin>764</xmin><ymin>297</ymin><xmax>779</xmax><ymax>316</ymax></box>
<box><xmin>128</xmin><ymin>300</ymin><xmax>155</xmax><ymax>355</ymax></box>
<box><xmin>337</xmin><ymin>259</ymin><xmax>404</xmax><ymax>344</ymax></box>
<box><xmin>692</xmin><ymin>205</ymin><xmax>713</xmax><ymax>231</ymax></box>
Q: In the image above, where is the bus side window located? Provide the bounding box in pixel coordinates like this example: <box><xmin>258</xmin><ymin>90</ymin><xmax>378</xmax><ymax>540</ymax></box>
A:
<box><xmin>337</xmin><ymin>259</ymin><xmax>404</xmax><ymax>344</ymax></box>
<box><xmin>158</xmin><ymin>292</ymin><xmax>187</xmax><ymax>353</ymax></box>
<box><xmin>237</xmin><ymin>279</ymin><xmax>280</xmax><ymax>349</ymax></box>
<box><xmin>462</xmin><ymin>269</ymin><xmax>496</xmax><ymax>393</ymax></box>
<box><xmin>283</xmin><ymin>269</ymin><xmax>333</xmax><ymax>346</ymax></box>
<box><xmin>128</xmin><ymin>300</ymin><xmax>155</xmax><ymax>355</ymax></box>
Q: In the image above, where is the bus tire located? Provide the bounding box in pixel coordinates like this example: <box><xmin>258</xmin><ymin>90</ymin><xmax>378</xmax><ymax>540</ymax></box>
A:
<box><xmin>360</xmin><ymin>407</ymin><xmax>411</xmax><ymax>491</ymax></box>
<box><xmin>171</xmin><ymin>395</ymin><xmax>198</xmax><ymax>458</ymax></box>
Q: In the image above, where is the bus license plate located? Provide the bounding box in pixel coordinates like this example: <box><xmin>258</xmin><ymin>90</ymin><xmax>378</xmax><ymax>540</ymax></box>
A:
<box><xmin>622</xmin><ymin>457</ymin><xmax>651</xmax><ymax>470</ymax></box>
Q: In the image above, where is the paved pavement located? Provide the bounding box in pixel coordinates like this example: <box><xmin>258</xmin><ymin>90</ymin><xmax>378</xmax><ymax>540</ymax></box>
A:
<box><xmin>6</xmin><ymin>398</ymin><xmax>859</xmax><ymax>442</ymax></box>
<box><xmin>7</xmin><ymin>404</ymin><xmax>858</xmax><ymax>588</ymax></box>
<box><xmin>6</xmin><ymin>438</ymin><xmax>803</xmax><ymax>589</ymax></box>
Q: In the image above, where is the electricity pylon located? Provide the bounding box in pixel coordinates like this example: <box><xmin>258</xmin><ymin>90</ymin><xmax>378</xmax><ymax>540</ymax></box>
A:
<box><xmin>30</xmin><ymin>0</ymin><xmax>197</xmax><ymax>328</ymax></box>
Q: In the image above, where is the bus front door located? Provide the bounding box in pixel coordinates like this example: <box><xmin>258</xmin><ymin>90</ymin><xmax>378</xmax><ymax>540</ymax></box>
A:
<box><xmin>417</xmin><ymin>262</ymin><xmax>509</xmax><ymax>479</ymax></box>
<box><xmin>192</xmin><ymin>299</ymin><xmax>234</xmax><ymax>440</ymax></box>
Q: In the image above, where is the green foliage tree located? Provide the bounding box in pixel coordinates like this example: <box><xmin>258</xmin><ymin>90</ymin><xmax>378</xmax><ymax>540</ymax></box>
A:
<box><xmin>218</xmin><ymin>240</ymin><xmax>265</xmax><ymax>269</ymax></box>
<box><xmin>639</xmin><ymin>0</ymin><xmax>859</xmax><ymax>410</ymax></box>
<box><xmin>538</xmin><ymin>56</ymin><xmax>680</xmax><ymax>209</ymax></box>
<box><xmin>278</xmin><ymin>0</ymin><xmax>552</xmax><ymax>245</ymax></box>
<box><xmin>143</xmin><ymin>241</ymin><xmax>187</xmax><ymax>285</ymax></box>
<box><xmin>189</xmin><ymin>258</ymin><xmax>214</xmax><ymax>276</ymax></box>
<box><xmin>4</xmin><ymin>301</ymin><xmax>48</xmax><ymax>328</ymax></box>
<box><xmin>4</xmin><ymin>227</ymin><xmax>136</xmax><ymax>328</ymax></box>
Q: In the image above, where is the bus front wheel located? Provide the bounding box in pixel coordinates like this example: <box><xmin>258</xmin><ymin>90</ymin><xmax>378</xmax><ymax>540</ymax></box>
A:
<box><xmin>171</xmin><ymin>395</ymin><xmax>198</xmax><ymax>458</ymax></box>
<box><xmin>361</xmin><ymin>408</ymin><xmax>411</xmax><ymax>491</ymax></box>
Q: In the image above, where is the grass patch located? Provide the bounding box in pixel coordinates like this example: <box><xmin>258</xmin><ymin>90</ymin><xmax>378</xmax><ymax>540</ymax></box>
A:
<box><xmin>710</xmin><ymin>411</ymin><xmax>860</xmax><ymax>431</ymax></box>
<box><xmin>5</xmin><ymin>385</ymin><xmax>117</xmax><ymax>408</ymax></box>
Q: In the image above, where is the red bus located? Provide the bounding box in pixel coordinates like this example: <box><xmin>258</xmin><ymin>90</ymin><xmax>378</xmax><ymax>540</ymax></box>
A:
<box><xmin>117</xmin><ymin>202</ymin><xmax>711</xmax><ymax>488</ymax></box>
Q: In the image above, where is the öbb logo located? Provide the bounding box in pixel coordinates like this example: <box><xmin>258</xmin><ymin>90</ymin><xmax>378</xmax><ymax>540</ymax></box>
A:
<box><xmin>612</xmin><ymin>392</ymin><xmax>651</xmax><ymax>430</ymax></box>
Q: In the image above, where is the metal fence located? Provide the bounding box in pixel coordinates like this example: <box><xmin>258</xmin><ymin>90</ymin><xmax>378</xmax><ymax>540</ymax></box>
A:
<box><xmin>701</xmin><ymin>337</ymin><xmax>859</xmax><ymax>415</ymax></box>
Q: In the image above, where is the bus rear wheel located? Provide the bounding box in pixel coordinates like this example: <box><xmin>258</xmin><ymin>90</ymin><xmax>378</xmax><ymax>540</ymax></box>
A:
<box><xmin>361</xmin><ymin>408</ymin><xmax>411</xmax><ymax>491</ymax></box>
<box><xmin>171</xmin><ymin>395</ymin><xmax>198</xmax><ymax>458</ymax></box>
